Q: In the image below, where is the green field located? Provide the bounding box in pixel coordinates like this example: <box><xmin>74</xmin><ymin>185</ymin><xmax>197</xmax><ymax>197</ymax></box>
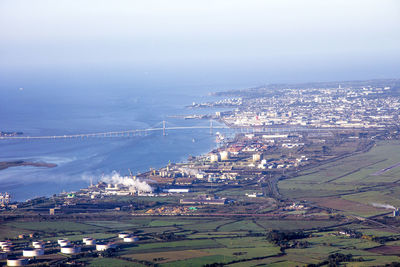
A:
<box><xmin>6</xmin><ymin>221</ymin><xmax>104</xmax><ymax>232</ymax></box>
<box><xmin>279</xmin><ymin>140</ymin><xmax>400</xmax><ymax>216</ymax></box>
<box><xmin>3</xmin><ymin>141</ymin><xmax>400</xmax><ymax>266</ymax></box>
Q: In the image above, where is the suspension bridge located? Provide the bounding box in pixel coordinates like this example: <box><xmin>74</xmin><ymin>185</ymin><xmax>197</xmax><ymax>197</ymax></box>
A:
<box><xmin>0</xmin><ymin>120</ymin><xmax>326</xmax><ymax>140</ymax></box>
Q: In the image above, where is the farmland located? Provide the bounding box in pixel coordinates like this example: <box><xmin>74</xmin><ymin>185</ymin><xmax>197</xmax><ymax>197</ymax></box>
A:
<box><xmin>2</xmin><ymin>211</ymin><xmax>400</xmax><ymax>266</ymax></box>
<box><xmin>279</xmin><ymin>140</ymin><xmax>400</xmax><ymax>216</ymax></box>
<box><xmin>3</xmin><ymin>140</ymin><xmax>400</xmax><ymax>266</ymax></box>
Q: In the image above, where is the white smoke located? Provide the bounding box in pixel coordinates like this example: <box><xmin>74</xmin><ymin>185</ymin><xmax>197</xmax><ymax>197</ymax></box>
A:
<box><xmin>371</xmin><ymin>203</ymin><xmax>396</xmax><ymax>210</ymax></box>
<box><xmin>102</xmin><ymin>171</ymin><xmax>152</xmax><ymax>192</ymax></box>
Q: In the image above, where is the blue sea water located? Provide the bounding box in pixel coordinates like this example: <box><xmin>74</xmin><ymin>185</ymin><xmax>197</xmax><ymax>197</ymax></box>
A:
<box><xmin>0</xmin><ymin>71</ymin><xmax>240</xmax><ymax>201</ymax></box>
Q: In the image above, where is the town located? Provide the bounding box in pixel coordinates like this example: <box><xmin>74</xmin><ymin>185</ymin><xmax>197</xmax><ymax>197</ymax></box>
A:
<box><xmin>2</xmin><ymin>79</ymin><xmax>400</xmax><ymax>266</ymax></box>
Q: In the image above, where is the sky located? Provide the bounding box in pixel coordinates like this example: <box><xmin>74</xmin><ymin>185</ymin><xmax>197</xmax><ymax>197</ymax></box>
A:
<box><xmin>0</xmin><ymin>0</ymin><xmax>399</xmax><ymax>88</ymax></box>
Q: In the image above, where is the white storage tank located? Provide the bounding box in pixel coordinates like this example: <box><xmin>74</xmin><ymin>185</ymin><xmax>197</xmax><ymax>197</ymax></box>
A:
<box><xmin>22</xmin><ymin>248</ymin><xmax>44</xmax><ymax>257</ymax></box>
<box><xmin>96</xmin><ymin>243</ymin><xmax>116</xmax><ymax>251</ymax></box>
<box><xmin>32</xmin><ymin>241</ymin><xmax>44</xmax><ymax>249</ymax></box>
<box><xmin>60</xmin><ymin>245</ymin><xmax>81</xmax><ymax>254</ymax></box>
<box><xmin>7</xmin><ymin>258</ymin><xmax>28</xmax><ymax>266</ymax></box>
<box><xmin>57</xmin><ymin>239</ymin><xmax>71</xmax><ymax>247</ymax></box>
<box><xmin>82</xmin><ymin>237</ymin><xmax>96</xmax><ymax>246</ymax></box>
<box><xmin>123</xmin><ymin>236</ymin><xmax>139</xmax><ymax>243</ymax></box>
<box><xmin>118</xmin><ymin>232</ymin><xmax>131</xmax><ymax>239</ymax></box>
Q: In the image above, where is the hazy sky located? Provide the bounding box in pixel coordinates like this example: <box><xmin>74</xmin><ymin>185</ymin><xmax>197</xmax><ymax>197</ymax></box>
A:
<box><xmin>1</xmin><ymin>0</ymin><xmax>399</xmax><ymax>85</ymax></box>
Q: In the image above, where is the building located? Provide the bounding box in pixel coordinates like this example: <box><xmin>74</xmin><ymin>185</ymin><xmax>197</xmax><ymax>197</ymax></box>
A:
<box><xmin>162</xmin><ymin>188</ymin><xmax>190</xmax><ymax>193</ymax></box>
<box><xmin>252</xmin><ymin>153</ymin><xmax>263</xmax><ymax>162</ymax></box>
<box><xmin>180</xmin><ymin>196</ymin><xmax>227</xmax><ymax>205</ymax></box>
<box><xmin>210</xmin><ymin>154</ymin><xmax>220</xmax><ymax>162</ymax></box>
<box><xmin>220</xmin><ymin>151</ymin><xmax>230</xmax><ymax>161</ymax></box>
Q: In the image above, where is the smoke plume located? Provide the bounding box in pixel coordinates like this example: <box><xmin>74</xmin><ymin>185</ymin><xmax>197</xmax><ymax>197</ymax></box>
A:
<box><xmin>102</xmin><ymin>171</ymin><xmax>152</xmax><ymax>192</ymax></box>
<box><xmin>371</xmin><ymin>203</ymin><xmax>396</xmax><ymax>210</ymax></box>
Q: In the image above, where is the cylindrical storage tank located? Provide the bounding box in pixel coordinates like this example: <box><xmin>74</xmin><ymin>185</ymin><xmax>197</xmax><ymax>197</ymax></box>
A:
<box><xmin>96</xmin><ymin>243</ymin><xmax>116</xmax><ymax>251</ymax></box>
<box><xmin>0</xmin><ymin>252</ymin><xmax>7</xmax><ymax>260</ymax></box>
<box><xmin>7</xmin><ymin>258</ymin><xmax>28</xmax><ymax>266</ymax></box>
<box><xmin>57</xmin><ymin>239</ymin><xmax>70</xmax><ymax>247</ymax></box>
<box><xmin>123</xmin><ymin>236</ymin><xmax>139</xmax><ymax>243</ymax></box>
<box><xmin>57</xmin><ymin>239</ymin><xmax>67</xmax><ymax>245</ymax></box>
<box><xmin>60</xmin><ymin>246</ymin><xmax>81</xmax><ymax>254</ymax></box>
<box><xmin>83</xmin><ymin>238</ymin><xmax>96</xmax><ymax>246</ymax></box>
<box><xmin>22</xmin><ymin>248</ymin><xmax>44</xmax><ymax>257</ymax></box>
<box><xmin>118</xmin><ymin>232</ymin><xmax>130</xmax><ymax>239</ymax></box>
<box><xmin>220</xmin><ymin>151</ymin><xmax>229</xmax><ymax>161</ymax></box>
<box><xmin>82</xmin><ymin>237</ymin><xmax>91</xmax><ymax>243</ymax></box>
<box><xmin>32</xmin><ymin>241</ymin><xmax>44</xmax><ymax>249</ymax></box>
<box><xmin>95</xmin><ymin>243</ymin><xmax>110</xmax><ymax>251</ymax></box>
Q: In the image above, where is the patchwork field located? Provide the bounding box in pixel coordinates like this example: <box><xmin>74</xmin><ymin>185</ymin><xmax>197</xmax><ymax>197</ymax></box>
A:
<box><xmin>279</xmin><ymin>140</ymin><xmax>400</xmax><ymax>216</ymax></box>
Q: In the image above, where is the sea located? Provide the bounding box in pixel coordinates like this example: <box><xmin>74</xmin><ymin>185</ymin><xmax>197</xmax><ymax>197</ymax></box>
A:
<box><xmin>0</xmin><ymin>70</ymin><xmax>245</xmax><ymax>201</ymax></box>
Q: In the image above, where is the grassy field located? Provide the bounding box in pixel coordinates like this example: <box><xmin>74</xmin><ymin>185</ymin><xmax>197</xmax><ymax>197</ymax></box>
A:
<box><xmin>254</xmin><ymin>219</ymin><xmax>340</xmax><ymax>231</ymax></box>
<box><xmin>5</xmin><ymin>221</ymin><xmax>105</xmax><ymax>233</ymax></box>
<box><xmin>120</xmin><ymin>239</ymin><xmax>222</xmax><ymax>254</ymax></box>
<box><xmin>279</xmin><ymin>140</ymin><xmax>400</xmax><ymax>216</ymax></box>
<box><xmin>125</xmin><ymin>236</ymin><xmax>281</xmax><ymax>266</ymax></box>
<box><xmin>2</xmin><ymin>214</ymin><xmax>400</xmax><ymax>266</ymax></box>
<box><xmin>3</xmin><ymin>142</ymin><xmax>400</xmax><ymax>266</ymax></box>
<box><xmin>82</xmin><ymin>257</ymin><xmax>145</xmax><ymax>267</ymax></box>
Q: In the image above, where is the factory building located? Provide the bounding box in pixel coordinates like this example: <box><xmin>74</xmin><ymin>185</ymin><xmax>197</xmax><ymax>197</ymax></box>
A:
<box><xmin>252</xmin><ymin>153</ymin><xmax>263</xmax><ymax>162</ymax></box>
<box><xmin>210</xmin><ymin>154</ymin><xmax>220</xmax><ymax>162</ymax></box>
<box><xmin>180</xmin><ymin>195</ymin><xmax>227</xmax><ymax>205</ymax></box>
<box><xmin>393</xmin><ymin>208</ymin><xmax>400</xmax><ymax>217</ymax></box>
<box><xmin>220</xmin><ymin>151</ymin><xmax>230</xmax><ymax>161</ymax></box>
<box><xmin>162</xmin><ymin>188</ymin><xmax>190</xmax><ymax>193</ymax></box>
<box><xmin>2</xmin><ymin>245</ymin><xmax>12</xmax><ymax>252</ymax></box>
<box><xmin>0</xmin><ymin>192</ymin><xmax>11</xmax><ymax>206</ymax></box>
<box><xmin>0</xmin><ymin>241</ymin><xmax>11</xmax><ymax>249</ymax></box>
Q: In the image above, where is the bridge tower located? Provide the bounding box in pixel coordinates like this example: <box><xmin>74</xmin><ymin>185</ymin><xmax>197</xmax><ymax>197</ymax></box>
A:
<box><xmin>162</xmin><ymin>120</ymin><xmax>166</xmax><ymax>136</ymax></box>
<box><xmin>210</xmin><ymin>119</ymin><xmax>213</xmax><ymax>135</ymax></box>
